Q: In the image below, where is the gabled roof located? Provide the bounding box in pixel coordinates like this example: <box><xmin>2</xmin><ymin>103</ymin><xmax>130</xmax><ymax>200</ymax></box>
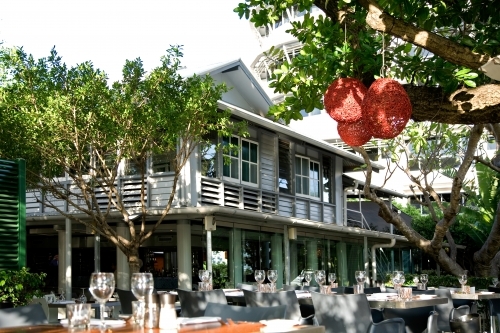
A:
<box><xmin>180</xmin><ymin>59</ymin><xmax>273</xmax><ymax>116</ymax></box>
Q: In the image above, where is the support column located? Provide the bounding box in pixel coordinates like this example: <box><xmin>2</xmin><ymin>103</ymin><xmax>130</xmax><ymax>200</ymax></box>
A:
<box><xmin>336</xmin><ymin>242</ymin><xmax>348</xmax><ymax>286</ymax></box>
<box><xmin>334</xmin><ymin>156</ymin><xmax>343</xmax><ymax>226</ymax></box>
<box><xmin>207</xmin><ymin>230</ymin><xmax>212</xmax><ymax>275</ymax></box>
<box><xmin>307</xmin><ymin>240</ymin><xmax>318</xmax><ymax>271</ymax></box>
<box><xmin>94</xmin><ymin>234</ymin><xmax>101</xmax><ymax>272</ymax></box>
<box><xmin>271</xmin><ymin>233</ymin><xmax>283</xmax><ymax>288</ymax></box>
<box><xmin>116</xmin><ymin>222</ymin><xmax>130</xmax><ymax>290</ymax></box>
<box><xmin>284</xmin><ymin>225</ymin><xmax>290</xmax><ymax>285</ymax></box>
<box><xmin>364</xmin><ymin>236</ymin><xmax>369</xmax><ymax>286</ymax></box>
<box><xmin>177</xmin><ymin>220</ymin><xmax>192</xmax><ymax>290</ymax></box>
<box><xmin>57</xmin><ymin>225</ymin><xmax>72</xmax><ymax>298</ymax></box>
<box><xmin>290</xmin><ymin>241</ymin><xmax>298</xmax><ymax>284</ymax></box>
<box><xmin>229</xmin><ymin>228</ymin><xmax>242</xmax><ymax>287</ymax></box>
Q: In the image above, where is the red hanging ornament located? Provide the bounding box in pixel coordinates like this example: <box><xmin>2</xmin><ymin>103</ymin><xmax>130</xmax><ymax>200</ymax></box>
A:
<box><xmin>324</xmin><ymin>78</ymin><xmax>367</xmax><ymax>123</ymax></box>
<box><xmin>337</xmin><ymin>118</ymin><xmax>372</xmax><ymax>147</ymax></box>
<box><xmin>362</xmin><ymin>78</ymin><xmax>412</xmax><ymax>139</ymax></box>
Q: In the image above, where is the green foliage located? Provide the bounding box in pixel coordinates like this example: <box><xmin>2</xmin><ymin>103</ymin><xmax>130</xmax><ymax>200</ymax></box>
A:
<box><xmin>234</xmin><ymin>0</ymin><xmax>499</xmax><ymax>123</ymax></box>
<box><xmin>0</xmin><ymin>268</ymin><xmax>46</xmax><ymax>307</ymax></box>
<box><xmin>211</xmin><ymin>263</ymin><xmax>229</xmax><ymax>289</ymax></box>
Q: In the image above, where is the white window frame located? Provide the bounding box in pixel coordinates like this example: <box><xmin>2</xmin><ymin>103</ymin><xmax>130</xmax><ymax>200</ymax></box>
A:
<box><xmin>222</xmin><ymin>135</ymin><xmax>259</xmax><ymax>187</ymax></box>
<box><xmin>295</xmin><ymin>155</ymin><xmax>321</xmax><ymax>199</ymax></box>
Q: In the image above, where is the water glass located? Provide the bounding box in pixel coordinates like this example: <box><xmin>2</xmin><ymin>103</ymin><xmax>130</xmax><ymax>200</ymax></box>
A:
<box><xmin>399</xmin><ymin>287</ymin><xmax>412</xmax><ymax>301</ymax></box>
<box><xmin>320</xmin><ymin>285</ymin><xmax>331</xmax><ymax>294</ymax></box>
<box><xmin>315</xmin><ymin>270</ymin><xmax>326</xmax><ymax>287</ymax></box>
<box><xmin>132</xmin><ymin>300</ymin><xmax>145</xmax><ymax>326</ymax></box>
<box><xmin>66</xmin><ymin>303</ymin><xmax>91</xmax><ymax>328</ymax></box>
<box><xmin>354</xmin><ymin>284</ymin><xmax>364</xmax><ymax>294</ymax></box>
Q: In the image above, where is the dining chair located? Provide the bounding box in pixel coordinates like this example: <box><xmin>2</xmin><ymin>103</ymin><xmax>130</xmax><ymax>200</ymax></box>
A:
<box><xmin>384</xmin><ymin>305</ymin><xmax>435</xmax><ymax>333</ymax></box>
<box><xmin>427</xmin><ymin>311</ymin><xmax>439</xmax><ymax>333</ymax></box>
<box><xmin>344</xmin><ymin>286</ymin><xmax>381</xmax><ymax>294</ymax></box>
<box><xmin>310</xmin><ymin>292</ymin><xmax>405</xmax><ymax>333</ymax></box>
<box><xmin>242</xmin><ymin>289</ymin><xmax>312</xmax><ymax>323</ymax></box>
<box><xmin>177</xmin><ymin>288</ymin><xmax>227</xmax><ymax>317</ymax></box>
<box><xmin>204</xmin><ymin>302</ymin><xmax>287</xmax><ymax>322</ymax></box>
<box><xmin>116</xmin><ymin>288</ymin><xmax>138</xmax><ymax>315</ymax></box>
<box><xmin>0</xmin><ymin>303</ymin><xmax>48</xmax><ymax>328</ymax></box>
<box><xmin>434</xmin><ymin>289</ymin><xmax>470</xmax><ymax>332</ymax></box>
<box><xmin>283</xmin><ymin>284</ymin><xmax>301</xmax><ymax>291</ymax></box>
<box><xmin>488</xmin><ymin>298</ymin><xmax>500</xmax><ymax>333</ymax></box>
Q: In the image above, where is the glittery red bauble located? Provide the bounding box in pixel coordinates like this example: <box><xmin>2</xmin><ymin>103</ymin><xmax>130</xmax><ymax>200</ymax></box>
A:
<box><xmin>324</xmin><ymin>78</ymin><xmax>368</xmax><ymax>123</ymax></box>
<box><xmin>362</xmin><ymin>78</ymin><xmax>412</xmax><ymax>139</ymax></box>
<box><xmin>337</xmin><ymin>118</ymin><xmax>372</xmax><ymax>147</ymax></box>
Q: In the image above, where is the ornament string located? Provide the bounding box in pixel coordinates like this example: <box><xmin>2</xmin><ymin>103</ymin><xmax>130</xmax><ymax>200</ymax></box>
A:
<box><xmin>380</xmin><ymin>32</ymin><xmax>388</xmax><ymax>78</ymax></box>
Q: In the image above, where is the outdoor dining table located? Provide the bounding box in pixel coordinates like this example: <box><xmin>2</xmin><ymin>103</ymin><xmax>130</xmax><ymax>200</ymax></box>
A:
<box><xmin>367</xmin><ymin>295</ymin><xmax>447</xmax><ymax>309</ymax></box>
<box><xmin>450</xmin><ymin>291</ymin><xmax>500</xmax><ymax>300</ymax></box>
<box><xmin>47</xmin><ymin>300</ymin><xmax>121</xmax><ymax>321</ymax></box>
<box><xmin>0</xmin><ymin>320</ymin><xmax>325</xmax><ymax>333</ymax></box>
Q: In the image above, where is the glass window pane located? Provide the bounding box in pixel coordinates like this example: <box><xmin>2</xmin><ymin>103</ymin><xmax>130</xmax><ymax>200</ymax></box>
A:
<box><xmin>295</xmin><ymin>157</ymin><xmax>301</xmax><ymax>174</ymax></box>
<box><xmin>302</xmin><ymin>159</ymin><xmax>308</xmax><ymax>176</ymax></box>
<box><xmin>242</xmin><ymin>141</ymin><xmax>249</xmax><ymax>161</ymax></box>
<box><xmin>296</xmin><ymin>176</ymin><xmax>302</xmax><ymax>193</ymax></box>
<box><xmin>250</xmin><ymin>143</ymin><xmax>258</xmax><ymax>162</ymax></box>
<box><xmin>223</xmin><ymin>163</ymin><xmax>230</xmax><ymax>177</ymax></box>
<box><xmin>250</xmin><ymin>164</ymin><xmax>257</xmax><ymax>183</ymax></box>
<box><xmin>242</xmin><ymin>162</ymin><xmax>249</xmax><ymax>182</ymax></box>
<box><xmin>303</xmin><ymin>178</ymin><xmax>309</xmax><ymax>195</ymax></box>
<box><xmin>231</xmin><ymin>158</ymin><xmax>239</xmax><ymax>179</ymax></box>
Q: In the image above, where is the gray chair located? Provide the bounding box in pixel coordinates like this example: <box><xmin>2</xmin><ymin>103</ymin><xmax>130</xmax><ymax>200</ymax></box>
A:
<box><xmin>427</xmin><ymin>311</ymin><xmax>439</xmax><ymax>333</ymax></box>
<box><xmin>384</xmin><ymin>305</ymin><xmax>435</xmax><ymax>333</ymax></box>
<box><xmin>310</xmin><ymin>292</ymin><xmax>405</xmax><ymax>333</ymax></box>
<box><xmin>434</xmin><ymin>289</ymin><xmax>470</xmax><ymax>332</ymax></box>
<box><xmin>0</xmin><ymin>303</ymin><xmax>48</xmax><ymax>328</ymax></box>
<box><xmin>488</xmin><ymin>298</ymin><xmax>500</xmax><ymax>333</ymax></box>
<box><xmin>116</xmin><ymin>288</ymin><xmax>138</xmax><ymax>315</ymax></box>
<box><xmin>242</xmin><ymin>289</ymin><xmax>308</xmax><ymax>323</ymax></box>
<box><xmin>204</xmin><ymin>302</ymin><xmax>287</xmax><ymax>322</ymax></box>
<box><xmin>177</xmin><ymin>288</ymin><xmax>227</xmax><ymax>317</ymax></box>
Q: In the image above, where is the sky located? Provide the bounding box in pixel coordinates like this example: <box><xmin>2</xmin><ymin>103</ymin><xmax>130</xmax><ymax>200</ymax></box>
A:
<box><xmin>0</xmin><ymin>0</ymin><xmax>261</xmax><ymax>82</ymax></box>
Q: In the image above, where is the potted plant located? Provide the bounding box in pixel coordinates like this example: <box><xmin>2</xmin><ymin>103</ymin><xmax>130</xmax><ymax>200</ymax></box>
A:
<box><xmin>0</xmin><ymin>267</ymin><xmax>46</xmax><ymax>307</ymax></box>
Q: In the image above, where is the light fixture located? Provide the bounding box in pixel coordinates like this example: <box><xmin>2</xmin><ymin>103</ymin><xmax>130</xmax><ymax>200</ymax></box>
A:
<box><xmin>479</xmin><ymin>55</ymin><xmax>500</xmax><ymax>81</ymax></box>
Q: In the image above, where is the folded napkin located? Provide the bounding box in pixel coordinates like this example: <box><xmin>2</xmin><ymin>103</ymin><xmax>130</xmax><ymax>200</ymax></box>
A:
<box><xmin>60</xmin><ymin>319</ymin><xmax>126</xmax><ymax>327</ymax></box>
<box><xmin>54</xmin><ymin>300</ymin><xmax>76</xmax><ymax>304</ymax></box>
<box><xmin>177</xmin><ymin>317</ymin><xmax>221</xmax><ymax>326</ymax></box>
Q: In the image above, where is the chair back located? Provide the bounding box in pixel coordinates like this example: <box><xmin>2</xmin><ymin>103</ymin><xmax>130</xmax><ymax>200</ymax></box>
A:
<box><xmin>310</xmin><ymin>292</ymin><xmax>373</xmax><ymax>333</ymax></box>
<box><xmin>282</xmin><ymin>284</ymin><xmax>301</xmax><ymax>291</ymax></box>
<box><xmin>427</xmin><ymin>311</ymin><xmax>439</xmax><ymax>333</ymax></box>
<box><xmin>301</xmin><ymin>285</ymin><xmax>319</xmax><ymax>292</ymax></box>
<box><xmin>0</xmin><ymin>304</ymin><xmax>48</xmax><ymax>328</ymax></box>
<box><xmin>344</xmin><ymin>286</ymin><xmax>381</xmax><ymax>294</ymax></box>
<box><xmin>204</xmin><ymin>302</ymin><xmax>287</xmax><ymax>322</ymax></box>
<box><xmin>331</xmin><ymin>287</ymin><xmax>345</xmax><ymax>294</ymax></box>
<box><xmin>434</xmin><ymin>289</ymin><xmax>470</xmax><ymax>332</ymax></box>
<box><xmin>242</xmin><ymin>289</ymin><xmax>301</xmax><ymax>321</ymax></box>
<box><xmin>177</xmin><ymin>288</ymin><xmax>227</xmax><ymax>317</ymax></box>
<box><xmin>116</xmin><ymin>288</ymin><xmax>138</xmax><ymax>315</ymax></box>
<box><xmin>384</xmin><ymin>306</ymin><xmax>434</xmax><ymax>333</ymax></box>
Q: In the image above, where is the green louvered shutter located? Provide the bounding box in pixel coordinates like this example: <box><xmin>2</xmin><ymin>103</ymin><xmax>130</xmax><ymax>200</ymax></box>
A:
<box><xmin>0</xmin><ymin>158</ymin><xmax>26</xmax><ymax>270</ymax></box>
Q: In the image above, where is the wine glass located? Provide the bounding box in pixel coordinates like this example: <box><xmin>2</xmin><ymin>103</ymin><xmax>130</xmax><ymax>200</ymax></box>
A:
<box><xmin>329</xmin><ymin>272</ymin><xmax>337</xmax><ymax>287</ymax></box>
<box><xmin>304</xmin><ymin>271</ymin><xmax>312</xmax><ymax>286</ymax></box>
<box><xmin>199</xmin><ymin>270</ymin><xmax>210</xmax><ymax>291</ymax></box>
<box><xmin>131</xmin><ymin>273</ymin><xmax>154</xmax><ymax>302</ymax></box>
<box><xmin>79</xmin><ymin>288</ymin><xmax>87</xmax><ymax>304</ymax></box>
<box><xmin>355</xmin><ymin>271</ymin><xmax>366</xmax><ymax>285</ymax></box>
<box><xmin>315</xmin><ymin>270</ymin><xmax>326</xmax><ymax>292</ymax></box>
<box><xmin>255</xmin><ymin>270</ymin><xmax>266</xmax><ymax>291</ymax></box>
<box><xmin>420</xmin><ymin>274</ymin><xmax>428</xmax><ymax>290</ymax></box>
<box><xmin>59</xmin><ymin>288</ymin><xmax>65</xmax><ymax>301</ymax></box>
<box><xmin>267</xmin><ymin>270</ymin><xmax>278</xmax><ymax>292</ymax></box>
<box><xmin>492</xmin><ymin>277</ymin><xmax>498</xmax><ymax>287</ymax></box>
<box><xmin>391</xmin><ymin>271</ymin><xmax>403</xmax><ymax>291</ymax></box>
<box><xmin>89</xmin><ymin>272</ymin><xmax>115</xmax><ymax>328</ymax></box>
<box><xmin>458</xmin><ymin>274</ymin><xmax>467</xmax><ymax>292</ymax></box>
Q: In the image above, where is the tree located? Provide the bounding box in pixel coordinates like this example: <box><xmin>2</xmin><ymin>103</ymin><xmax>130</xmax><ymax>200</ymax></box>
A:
<box><xmin>0</xmin><ymin>46</ymin><xmax>245</xmax><ymax>273</ymax></box>
<box><xmin>235</xmin><ymin>0</ymin><xmax>500</xmax><ymax>276</ymax></box>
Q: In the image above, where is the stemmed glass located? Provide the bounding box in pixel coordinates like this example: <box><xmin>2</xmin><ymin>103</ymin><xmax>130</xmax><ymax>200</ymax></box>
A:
<box><xmin>315</xmin><ymin>270</ymin><xmax>326</xmax><ymax>293</ymax></box>
<box><xmin>329</xmin><ymin>272</ymin><xmax>337</xmax><ymax>287</ymax></box>
<box><xmin>131</xmin><ymin>273</ymin><xmax>154</xmax><ymax>301</ymax></box>
<box><xmin>59</xmin><ymin>288</ymin><xmax>65</xmax><ymax>301</ymax></box>
<box><xmin>355</xmin><ymin>271</ymin><xmax>366</xmax><ymax>285</ymax></box>
<box><xmin>267</xmin><ymin>270</ymin><xmax>278</xmax><ymax>292</ymax></box>
<box><xmin>304</xmin><ymin>271</ymin><xmax>312</xmax><ymax>286</ymax></box>
<box><xmin>458</xmin><ymin>273</ymin><xmax>468</xmax><ymax>292</ymax></box>
<box><xmin>89</xmin><ymin>272</ymin><xmax>115</xmax><ymax>328</ymax></box>
<box><xmin>199</xmin><ymin>270</ymin><xmax>211</xmax><ymax>291</ymax></box>
<box><xmin>492</xmin><ymin>277</ymin><xmax>499</xmax><ymax>287</ymax></box>
<box><xmin>79</xmin><ymin>288</ymin><xmax>87</xmax><ymax>303</ymax></box>
<box><xmin>255</xmin><ymin>270</ymin><xmax>266</xmax><ymax>292</ymax></box>
<box><xmin>420</xmin><ymin>274</ymin><xmax>428</xmax><ymax>290</ymax></box>
<box><xmin>391</xmin><ymin>271</ymin><xmax>403</xmax><ymax>292</ymax></box>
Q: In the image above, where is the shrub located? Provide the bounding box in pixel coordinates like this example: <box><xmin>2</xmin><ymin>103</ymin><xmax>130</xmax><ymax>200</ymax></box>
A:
<box><xmin>0</xmin><ymin>267</ymin><xmax>46</xmax><ymax>307</ymax></box>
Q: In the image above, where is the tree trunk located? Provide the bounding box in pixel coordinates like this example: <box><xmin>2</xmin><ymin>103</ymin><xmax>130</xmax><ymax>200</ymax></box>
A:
<box><xmin>473</xmin><ymin>201</ymin><xmax>500</xmax><ymax>277</ymax></box>
<box><xmin>490</xmin><ymin>251</ymin><xmax>500</xmax><ymax>279</ymax></box>
<box><xmin>127</xmin><ymin>248</ymin><xmax>141</xmax><ymax>274</ymax></box>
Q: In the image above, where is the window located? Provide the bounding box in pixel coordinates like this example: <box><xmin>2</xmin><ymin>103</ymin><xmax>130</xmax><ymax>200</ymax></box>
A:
<box><xmin>223</xmin><ymin>136</ymin><xmax>259</xmax><ymax>186</ymax></box>
<box><xmin>322</xmin><ymin>156</ymin><xmax>332</xmax><ymax>203</ymax></box>
<box><xmin>201</xmin><ymin>132</ymin><xmax>218</xmax><ymax>178</ymax></box>
<box><xmin>278</xmin><ymin>139</ymin><xmax>292</xmax><ymax>194</ymax></box>
<box><xmin>152</xmin><ymin>150</ymin><xmax>176</xmax><ymax>173</ymax></box>
<box><xmin>295</xmin><ymin>156</ymin><xmax>320</xmax><ymax>198</ymax></box>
